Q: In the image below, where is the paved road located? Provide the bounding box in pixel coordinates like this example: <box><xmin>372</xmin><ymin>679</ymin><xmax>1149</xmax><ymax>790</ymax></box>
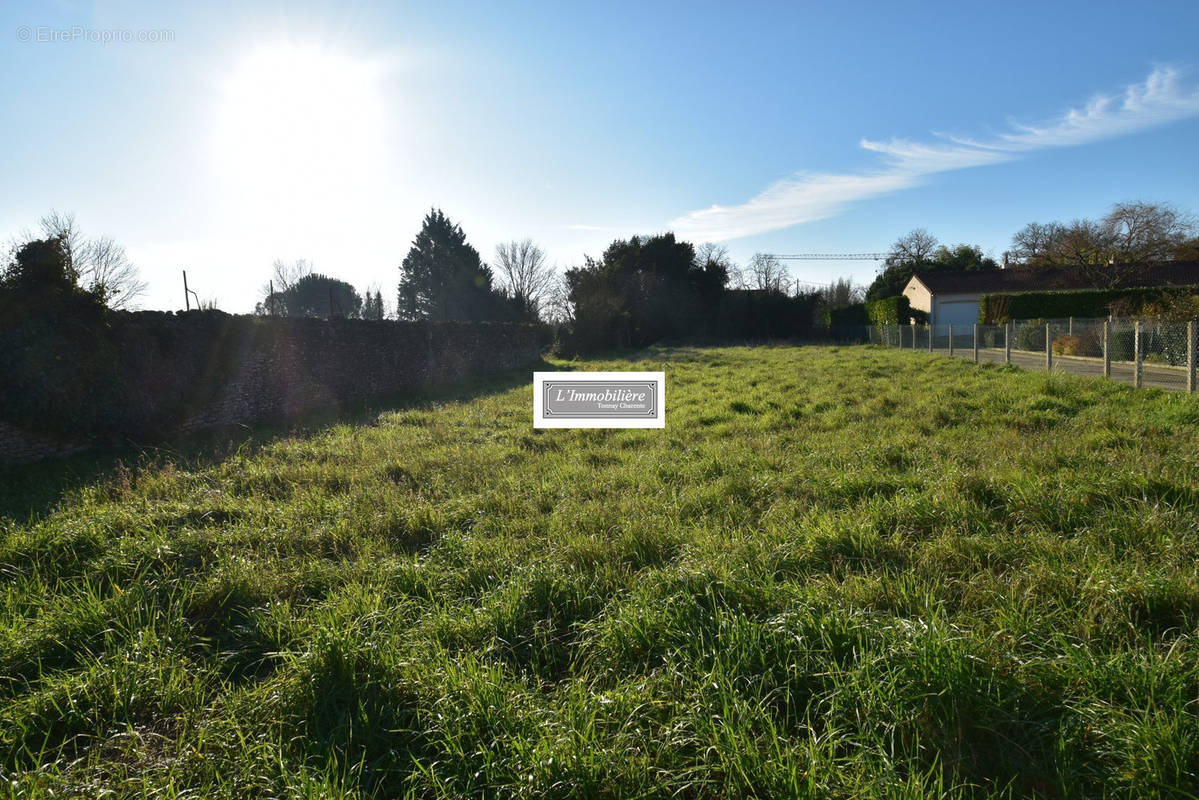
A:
<box><xmin>914</xmin><ymin>346</ymin><xmax>1195</xmax><ymax>392</ymax></box>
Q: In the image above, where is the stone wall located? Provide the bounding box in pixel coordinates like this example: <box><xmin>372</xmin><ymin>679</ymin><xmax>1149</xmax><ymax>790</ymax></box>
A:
<box><xmin>0</xmin><ymin>310</ymin><xmax>543</xmax><ymax>464</ymax></box>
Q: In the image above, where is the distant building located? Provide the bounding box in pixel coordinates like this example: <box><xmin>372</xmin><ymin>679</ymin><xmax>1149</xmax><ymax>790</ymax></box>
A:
<box><xmin>903</xmin><ymin>261</ymin><xmax>1199</xmax><ymax>326</ymax></box>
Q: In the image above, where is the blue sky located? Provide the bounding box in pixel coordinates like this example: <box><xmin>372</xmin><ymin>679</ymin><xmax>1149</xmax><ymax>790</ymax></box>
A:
<box><xmin>3</xmin><ymin>0</ymin><xmax>1198</xmax><ymax>311</ymax></box>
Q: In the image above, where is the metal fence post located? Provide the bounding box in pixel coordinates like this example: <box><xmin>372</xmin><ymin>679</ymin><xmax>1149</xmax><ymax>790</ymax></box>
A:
<box><xmin>1068</xmin><ymin>316</ymin><xmax>1074</xmax><ymax>335</ymax></box>
<box><xmin>1188</xmin><ymin>320</ymin><xmax>1196</xmax><ymax>394</ymax></box>
<box><xmin>1005</xmin><ymin>321</ymin><xmax>1012</xmax><ymax>364</ymax></box>
<box><xmin>911</xmin><ymin>322</ymin><xmax>916</xmax><ymax>349</ymax></box>
<box><xmin>1103</xmin><ymin>320</ymin><xmax>1111</xmax><ymax>378</ymax></box>
<box><xmin>1134</xmin><ymin>321</ymin><xmax>1143</xmax><ymax>388</ymax></box>
<box><xmin>927</xmin><ymin>324</ymin><xmax>933</xmax><ymax>353</ymax></box>
<box><xmin>1045</xmin><ymin>323</ymin><xmax>1052</xmax><ymax>372</ymax></box>
<box><xmin>948</xmin><ymin>324</ymin><xmax>954</xmax><ymax>357</ymax></box>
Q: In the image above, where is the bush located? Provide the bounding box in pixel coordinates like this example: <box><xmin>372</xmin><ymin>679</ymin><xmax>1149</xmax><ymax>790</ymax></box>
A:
<box><xmin>1051</xmin><ymin>335</ymin><xmax>1082</xmax><ymax>355</ymax></box>
<box><xmin>866</xmin><ymin>295</ymin><xmax>925</xmax><ymax>325</ymax></box>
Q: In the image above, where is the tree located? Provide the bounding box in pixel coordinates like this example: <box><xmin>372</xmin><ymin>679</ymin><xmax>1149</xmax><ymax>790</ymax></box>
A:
<box><xmin>0</xmin><ymin>234</ymin><xmax>109</xmax><ymax>323</ymax></box>
<box><xmin>1104</xmin><ymin>201</ymin><xmax>1196</xmax><ymax>265</ymax></box>
<box><xmin>543</xmin><ymin>274</ymin><xmax>574</xmax><ymax>326</ymax></box>
<box><xmin>888</xmin><ymin>228</ymin><xmax>939</xmax><ymax>266</ymax></box>
<box><xmin>818</xmin><ymin>277</ymin><xmax>863</xmax><ymax>307</ymax></box>
<box><xmin>563</xmin><ymin>233</ymin><xmax>728</xmax><ymax>350</ymax></box>
<box><xmin>259</xmin><ymin>259</ymin><xmax>314</xmax><ymax>312</ymax></box>
<box><xmin>2</xmin><ymin>235</ymin><xmax>77</xmax><ymax>296</ymax></box>
<box><xmin>930</xmin><ymin>243</ymin><xmax>998</xmax><ymax>273</ymax></box>
<box><xmin>865</xmin><ymin>235</ymin><xmax>997</xmax><ymax>301</ymax></box>
<box><xmin>1009</xmin><ymin>221</ymin><xmax>1067</xmax><ymax>266</ymax></box>
<box><xmin>494</xmin><ymin>239</ymin><xmax>555</xmax><ymax>320</ymax></box>
<box><xmin>257</xmin><ymin>272</ymin><xmax>363</xmax><ymax>318</ymax></box>
<box><xmin>747</xmin><ymin>253</ymin><xmax>788</xmax><ymax>293</ymax></box>
<box><xmin>865</xmin><ymin>229</ymin><xmax>942</xmax><ymax>301</ymax></box>
<box><xmin>362</xmin><ymin>289</ymin><xmax>386</xmax><ymax>320</ymax></box>
<box><xmin>36</xmin><ymin>211</ymin><xmax>146</xmax><ymax>309</ymax></box>
<box><xmin>696</xmin><ymin>243</ymin><xmax>738</xmax><ymax>287</ymax></box>
<box><xmin>1008</xmin><ymin>202</ymin><xmax>1198</xmax><ymax>287</ymax></box>
<box><xmin>398</xmin><ymin>209</ymin><xmax>510</xmax><ymax>321</ymax></box>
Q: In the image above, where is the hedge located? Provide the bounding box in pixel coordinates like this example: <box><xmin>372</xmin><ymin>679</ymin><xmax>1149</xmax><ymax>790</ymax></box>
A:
<box><xmin>824</xmin><ymin>303</ymin><xmax>868</xmax><ymax>328</ymax></box>
<box><xmin>865</xmin><ymin>295</ymin><xmax>927</xmax><ymax>325</ymax></box>
<box><xmin>979</xmin><ymin>285</ymin><xmax>1199</xmax><ymax>323</ymax></box>
<box><xmin>866</xmin><ymin>296</ymin><xmax>908</xmax><ymax>325</ymax></box>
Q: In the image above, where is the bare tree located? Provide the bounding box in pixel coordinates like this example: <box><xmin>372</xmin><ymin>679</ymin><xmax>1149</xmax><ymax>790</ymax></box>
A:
<box><xmin>494</xmin><ymin>239</ymin><xmax>555</xmax><ymax>319</ymax></box>
<box><xmin>1009</xmin><ymin>221</ymin><xmax>1067</xmax><ymax>266</ymax></box>
<box><xmin>543</xmin><ymin>272</ymin><xmax>574</xmax><ymax>326</ymax></box>
<box><xmin>1009</xmin><ymin>202</ymin><xmax>1197</xmax><ymax>286</ymax></box>
<box><xmin>695</xmin><ymin>242</ymin><xmax>731</xmax><ymax>270</ymax></box>
<box><xmin>266</xmin><ymin>258</ymin><xmax>314</xmax><ymax>294</ymax></box>
<box><xmin>888</xmin><ymin>228</ymin><xmax>939</xmax><ymax>265</ymax></box>
<box><xmin>1103</xmin><ymin>201</ymin><xmax>1196</xmax><ymax>265</ymax></box>
<box><xmin>820</xmin><ymin>277</ymin><xmax>863</xmax><ymax>307</ymax></box>
<box><xmin>748</xmin><ymin>252</ymin><xmax>788</xmax><ymax>292</ymax></box>
<box><xmin>259</xmin><ymin>258</ymin><xmax>314</xmax><ymax>314</ymax></box>
<box><xmin>696</xmin><ymin>242</ymin><xmax>742</xmax><ymax>287</ymax></box>
<box><xmin>81</xmin><ymin>236</ymin><xmax>145</xmax><ymax>309</ymax></box>
<box><xmin>37</xmin><ymin>211</ymin><xmax>146</xmax><ymax>308</ymax></box>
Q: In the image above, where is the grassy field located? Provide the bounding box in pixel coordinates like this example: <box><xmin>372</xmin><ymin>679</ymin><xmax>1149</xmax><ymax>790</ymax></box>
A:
<box><xmin>3</xmin><ymin>345</ymin><xmax>1199</xmax><ymax>798</ymax></box>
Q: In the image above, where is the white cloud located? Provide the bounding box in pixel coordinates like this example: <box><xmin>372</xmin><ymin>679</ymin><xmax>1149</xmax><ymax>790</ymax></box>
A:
<box><xmin>669</xmin><ymin>171</ymin><xmax>917</xmax><ymax>242</ymax></box>
<box><xmin>670</xmin><ymin>66</ymin><xmax>1199</xmax><ymax>242</ymax></box>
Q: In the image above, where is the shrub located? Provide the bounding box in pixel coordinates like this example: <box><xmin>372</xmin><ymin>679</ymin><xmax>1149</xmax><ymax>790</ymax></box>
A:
<box><xmin>865</xmin><ymin>296</ymin><xmax>925</xmax><ymax>325</ymax></box>
<box><xmin>1051</xmin><ymin>335</ymin><xmax>1082</xmax><ymax>355</ymax></box>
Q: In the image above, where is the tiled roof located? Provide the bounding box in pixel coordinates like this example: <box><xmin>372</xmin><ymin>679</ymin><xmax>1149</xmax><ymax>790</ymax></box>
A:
<box><xmin>911</xmin><ymin>261</ymin><xmax>1199</xmax><ymax>295</ymax></box>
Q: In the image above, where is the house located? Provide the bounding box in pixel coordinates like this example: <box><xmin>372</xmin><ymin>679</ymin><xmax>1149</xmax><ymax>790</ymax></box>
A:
<box><xmin>902</xmin><ymin>261</ymin><xmax>1199</xmax><ymax>326</ymax></box>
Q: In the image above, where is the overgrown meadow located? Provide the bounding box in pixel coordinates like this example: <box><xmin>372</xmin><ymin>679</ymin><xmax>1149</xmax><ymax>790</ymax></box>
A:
<box><xmin>2</xmin><ymin>345</ymin><xmax>1199</xmax><ymax>798</ymax></box>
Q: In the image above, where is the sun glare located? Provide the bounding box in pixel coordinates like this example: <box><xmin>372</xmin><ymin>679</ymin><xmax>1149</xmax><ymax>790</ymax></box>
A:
<box><xmin>210</xmin><ymin>43</ymin><xmax>386</xmax><ymax>226</ymax></box>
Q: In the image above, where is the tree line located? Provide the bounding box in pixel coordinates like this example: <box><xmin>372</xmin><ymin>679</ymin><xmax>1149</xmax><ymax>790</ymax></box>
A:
<box><xmin>5</xmin><ymin>200</ymin><xmax>1194</xmax><ymax>351</ymax></box>
<box><xmin>382</xmin><ymin>208</ymin><xmax>865</xmax><ymax>352</ymax></box>
<box><xmin>867</xmin><ymin>201</ymin><xmax>1199</xmax><ymax>305</ymax></box>
<box><xmin>250</xmin><ymin>200</ymin><xmax>1199</xmax><ymax>352</ymax></box>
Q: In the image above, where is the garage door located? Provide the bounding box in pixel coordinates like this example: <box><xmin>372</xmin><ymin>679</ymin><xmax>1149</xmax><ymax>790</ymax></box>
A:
<box><xmin>937</xmin><ymin>301</ymin><xmax>979</xmax><ymax>327</ymax></box>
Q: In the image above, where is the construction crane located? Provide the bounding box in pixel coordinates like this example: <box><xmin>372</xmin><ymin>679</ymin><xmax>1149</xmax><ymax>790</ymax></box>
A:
<box><xmin>767</xmin><ymin>252</ymin><xmax>890</xmax><ymax>262</ymax></box>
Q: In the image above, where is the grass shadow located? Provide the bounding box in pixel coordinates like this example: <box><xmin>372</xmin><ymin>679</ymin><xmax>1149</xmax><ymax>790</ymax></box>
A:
<box><xmin>0</xmin><ymin>357</ymin><xmax>565</xmax><ymax>523</ymax></box>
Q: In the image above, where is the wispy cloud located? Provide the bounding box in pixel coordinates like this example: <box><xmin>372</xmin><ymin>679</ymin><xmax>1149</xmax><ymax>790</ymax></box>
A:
<box><xmin>669</xmin><ymin>67</ymin><xmax>1199</xmax><ymax>242</ymax></box>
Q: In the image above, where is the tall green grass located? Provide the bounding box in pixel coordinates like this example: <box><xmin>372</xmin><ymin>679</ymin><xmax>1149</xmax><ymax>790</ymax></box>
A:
<box><xmin>2</xmin><ymin>345</ymin><xmax>1198</xmax><ymax>798</ymax></box>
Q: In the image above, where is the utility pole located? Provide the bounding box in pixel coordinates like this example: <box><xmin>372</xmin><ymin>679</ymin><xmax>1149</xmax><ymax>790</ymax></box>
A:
<box><xmin>182</xmin><ymin>270</ymin><xmax>200</xmax><ymax>311</ymax></box>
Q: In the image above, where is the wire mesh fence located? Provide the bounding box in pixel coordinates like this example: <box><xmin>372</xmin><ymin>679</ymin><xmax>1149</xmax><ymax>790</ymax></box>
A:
<box><xmin>871</xmin><ymin>317</ymin><xmax>1199</xmax><ymax>393</ymax></box>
